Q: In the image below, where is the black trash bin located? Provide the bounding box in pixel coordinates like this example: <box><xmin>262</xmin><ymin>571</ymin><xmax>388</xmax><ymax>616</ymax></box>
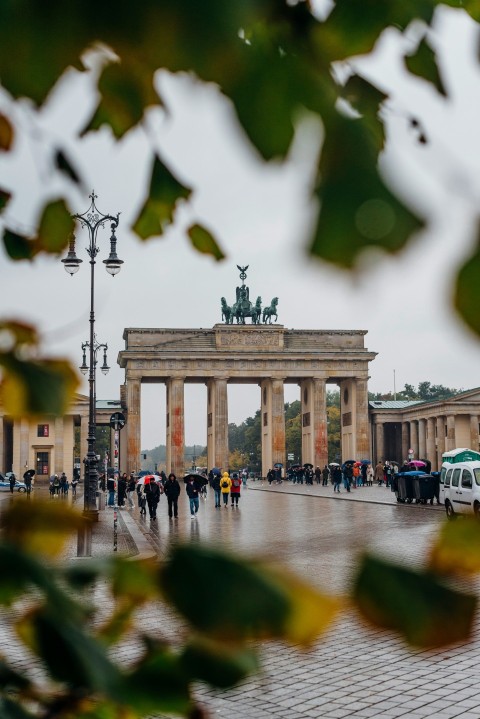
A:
<box><xmin>412</xmin><ymin>473</ymin><xmax>435</xmax><ymax>504</ymax></box>
<box><xmin>396</xmin><ymin>472</ymin><xmax>415</xmax><ymax>503</ymax></box>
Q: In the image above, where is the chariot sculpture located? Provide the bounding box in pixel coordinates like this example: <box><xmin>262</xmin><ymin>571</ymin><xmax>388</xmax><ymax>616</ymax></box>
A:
<box><xmin>220</xmin><ymin>266</ymin><xmax>279</xmax><ymax>325</ymax></box>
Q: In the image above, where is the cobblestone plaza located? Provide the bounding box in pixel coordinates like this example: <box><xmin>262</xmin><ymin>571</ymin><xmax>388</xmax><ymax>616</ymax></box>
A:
<box><xmin>2</xmin><ymin>484</ymin><xmax>480</xmax><ymax>718</ymax></box>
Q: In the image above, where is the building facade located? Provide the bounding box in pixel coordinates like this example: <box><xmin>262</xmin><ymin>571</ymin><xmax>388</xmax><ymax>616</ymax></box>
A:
<box><xmin>370</xmin><ymin>388</ymin><xmax>480</xmax><ymax>470</ymax></box>
<box><xmin>0</xmin><ymin>395</ymin><xmax>125</xmax><ymax>480</ymax></box>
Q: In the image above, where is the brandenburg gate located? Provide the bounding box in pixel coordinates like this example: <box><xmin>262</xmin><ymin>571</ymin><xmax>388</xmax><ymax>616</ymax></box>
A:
<box><xmin>118</xmin><ymin>325</ymin><xmax>376</xmax><ymax>477</ymax></box>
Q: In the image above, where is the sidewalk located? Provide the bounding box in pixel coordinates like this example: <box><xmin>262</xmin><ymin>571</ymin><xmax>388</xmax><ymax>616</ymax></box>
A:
<box><xmin>248</xmin><ymin>478</ymin><xmax>445</xmax><ymax>510</ymax></box>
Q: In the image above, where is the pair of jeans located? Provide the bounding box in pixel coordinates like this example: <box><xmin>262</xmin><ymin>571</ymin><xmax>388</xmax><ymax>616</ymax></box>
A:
<box><xmin>214</xmin><ymin>489</ymin><xmax>221</xmax><ymax>507</ymax></box>
<box><xmin>222</xmin><ymin>493</ymin><xmax>229</xmax><ymax>506</ymax></box>
<box><xmin>189</xmin><ymin>497</ymin><xmax>199</xmax><ymax>515</ymax></box>
<box><xmin>108</xmin><ymin>490</ymin><xmax>115</xmax><ymax>506</ymax></box>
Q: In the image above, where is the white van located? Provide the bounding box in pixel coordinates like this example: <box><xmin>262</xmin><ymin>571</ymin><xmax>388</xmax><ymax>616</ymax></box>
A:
<box><xmin>439</xmin><ymin>448</ymin><xmax>480</xmax><ymax>504</ymax></box>
<box><xmin>443</xmin><ymin>461</ymin><xmax>480</xmax><ymax>519</ymax></box>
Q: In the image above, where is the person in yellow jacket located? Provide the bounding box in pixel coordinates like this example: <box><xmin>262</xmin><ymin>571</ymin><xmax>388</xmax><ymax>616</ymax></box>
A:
<box><xmin>220</xmin><ymin>471</ymin><xmax>231</xmax><ymax>508</ymax></box>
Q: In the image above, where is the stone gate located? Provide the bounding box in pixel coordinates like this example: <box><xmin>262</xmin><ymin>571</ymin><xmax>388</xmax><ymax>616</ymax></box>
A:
<box><xmin>118</xmin><ymin>325</ymin><xmax>377</xmax><ymax>477</ymax></box>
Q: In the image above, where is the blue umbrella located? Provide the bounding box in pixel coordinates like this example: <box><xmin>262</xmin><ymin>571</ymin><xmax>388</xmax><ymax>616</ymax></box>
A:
<box><xmin>360</xmin><ymin>459</ymin><xmax>371</xmax><ymax>464</ymax></box>
<box><xmin>211</xmin><ymin>468</ymin><xmax>221</xmax><ymax>476</ymax></box>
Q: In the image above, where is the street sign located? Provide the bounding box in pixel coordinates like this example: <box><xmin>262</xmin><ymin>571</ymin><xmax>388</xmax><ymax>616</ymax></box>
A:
<box><xmin>287</xmin><ymin>453</ymin><xmax>294</xmax><ymax>460</ymax></box>
<box><xmin>109</xmin><ymin>412</ymin><xmax>126</xmax><ymax>431</ymax></box>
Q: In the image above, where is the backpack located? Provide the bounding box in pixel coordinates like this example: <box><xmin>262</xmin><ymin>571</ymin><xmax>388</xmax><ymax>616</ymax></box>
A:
<box><xmin>232</xmin><ymin>478</ymin><xmax>240</xmax><ymax>488</ymax></box>
<box><xmin>221</xmin><ymin>479</ymin><xmax>229</xmax><ymax>488</ymax></box>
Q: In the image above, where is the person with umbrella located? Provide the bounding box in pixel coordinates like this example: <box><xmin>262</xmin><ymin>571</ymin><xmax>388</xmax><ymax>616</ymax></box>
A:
<box><xmin>185</xmin><ymin>476</ymin><xmax>200</xmax><ymax>518</ymax></box>
<box><xmin>164</xmin><ymin>472</ymin><xmax>181</xmax><ymax>519</ymax></box>
<box><xmin>144</xmin><ymin>476</ymin><xmax>161</xmax><ymax>521</ymax></box>
<box><xmin>332</xmin><ymin>465</ymin><xmax>342</xmax><ymax>493</ymax></box>
<box><xmin>23</xmin><ymin>469</ymin><xmax>35</xmax><ymax>495</ymax></box>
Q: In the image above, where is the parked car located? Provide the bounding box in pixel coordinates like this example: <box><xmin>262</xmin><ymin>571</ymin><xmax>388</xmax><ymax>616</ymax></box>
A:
<box><xmin>0</xmin><ymin>474</ymin><xmax>27</xmax><ymax>492</ymax></box>
<box><xmin>443</xmin><ymin>460</ymin><xmax>480</xmax><ymax>519</ymax></box>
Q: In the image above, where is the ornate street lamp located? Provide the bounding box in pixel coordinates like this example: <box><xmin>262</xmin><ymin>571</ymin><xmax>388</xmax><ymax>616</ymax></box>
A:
<box><xmin>62</xmin><ymin>191</ymin><xmax>122</xmax><ymax>535</ymax></box>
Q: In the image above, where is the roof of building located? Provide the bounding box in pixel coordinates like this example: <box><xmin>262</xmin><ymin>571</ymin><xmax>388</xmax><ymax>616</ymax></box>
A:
<box><xmin>95</xmin><ymin>399</ymin><xmax>123</xmax><ymax>410</ymax></box>
<box><xmin>369</xmin><ymin>400</ymin><xmax>424</xmax><ymax>409</ymax></box>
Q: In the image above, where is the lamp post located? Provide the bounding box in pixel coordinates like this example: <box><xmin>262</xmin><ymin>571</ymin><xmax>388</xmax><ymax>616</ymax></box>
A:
<box><xmin>62</xmin><ymin>191</ymin><xmax>122</xmax><ymax>534</ymax></box>
<box><xmin>80</xmin><ymin>335</ymin><xmax>109</xmax><ymax>435</ymax></box>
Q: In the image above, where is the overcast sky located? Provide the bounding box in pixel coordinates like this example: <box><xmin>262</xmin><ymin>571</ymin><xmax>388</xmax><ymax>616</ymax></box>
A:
<box><xmin>0</xmin><ymin>5</ymin><xmax>479</xmax><ymax>452</ymax></box>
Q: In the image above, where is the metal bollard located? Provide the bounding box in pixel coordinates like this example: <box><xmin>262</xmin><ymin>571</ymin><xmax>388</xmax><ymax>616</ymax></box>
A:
<box><xmin>113</xmin><ymin>505</ymin><xmax>118</xmax><ymax>552</ymax></box>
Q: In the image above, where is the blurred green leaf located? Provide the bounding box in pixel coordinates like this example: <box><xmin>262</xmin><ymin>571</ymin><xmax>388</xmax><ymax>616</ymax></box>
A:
<box><xmin>17</xmin><ymin>608</ymin><xmax>122</xmax><ymax>695</ymax></box>
<box><xmin>180</xmin><ymin>637</ymin><xmax>259</xmax><ymax>688</ymax></box>
<box><xmin>0</xmin><ymin>660</ymin><xmax>32</xmax><ymax>691</ymax></box>
<box><xmin>341</xmin><ymin>74</ymin><xmax>388</xmax><ymax>149</ymax></box>
<box><xmin>317</xmin><ymin>0</ymin><xmax>436</xmax><ymax>61</ymax></box>
<box><xmin>161</xmin><ymin>545</ymin><xmax>290</xmax><ymax>640</ymax></box>
<box><xmin>0</xmin><ymin>114</ymin><xmax>13</xmax><ymax>151</ymax></box>
<box><xmin>0</xmin><ymin>698</ymin><xmax>35</xmax><ymax>719</ymax></box>
<box><xmin>0</xmin><ymin>354</ymin><xmax>79</xmax><ymax>419</ymax></box>
<box><xmin>110</xmin><ymin>556</ymin><xmax>159</xmax><ymax>601</ymax></box>
<box><xmin>454</xmin><ymin>242</ymin><xmax>480</xmax><ymax>335</ymax></box>
<box><xmin>2</xmin><ymin>500</ymin><xmax>85</xmax><ymax>559</ymax></box>
<box><xmin>187</xmin><ymin>224</ymin><xmax>225</xmax><ymax>261</ymax></box>
<box><xmin>310</xmin><ymin>110</ymin><xmax>423</xmax><ymax>268</ymax></box>
<box><xmin>429</xmin><ymin>517</ymin><xmax>480</xmax><ymax>575</ymax></box>
<box><xmin>0</xmin><ymin>189</ymin><xmax>10</xmax><ymax>213</ymax></box>
<box><xmin>3</xmin><ymin>200</ymin><xmax>74</xmax><ymax>260</ymax></box>
<box><xmin>404</xmin><ymin>38</ymin><xmax>447</xmax><ymax>96</ymax></box>
<box><xmin>122</xmin><ymin>647</ymin><xmax>191</xmax><ymax>715</ymax></box>
<box><xmin>84</xmin><ymin>61</ymin><xmax>160</xmax><ymax>139</ymax></box>
<box><xmin>55</xmin><ymin>149</ymin><xmax>81</xmax><ymax>185</ymax></box>
<box><xmin>354</xmin><ymin>555</ymin><xmax>477</xmax><ymax>647</ymax></box>
<box><xmin>132</xmin><ymin>156</ymin><xmax>191</xmax><ymax>240</ymax></box>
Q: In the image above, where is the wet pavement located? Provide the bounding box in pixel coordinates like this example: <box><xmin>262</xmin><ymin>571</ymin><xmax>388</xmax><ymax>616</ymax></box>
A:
<box><xmin>3</xmin><ymin>483</ymin><xmax>480</xmax><ymax>718</ymax></box>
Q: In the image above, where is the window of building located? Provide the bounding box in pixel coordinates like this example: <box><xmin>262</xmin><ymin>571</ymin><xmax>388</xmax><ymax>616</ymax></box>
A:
<box><xmin>263</xmin><ymin>412</ymin><xmax>268</xmax><ymax>427</ymax></box>
<box><xmin>302</xmin><ymin>412</ymin><xmax>311</xmax><ymax>427</ymax></box>
<box><xmin>36</xmin><ymin>452</ymin><xmax>49</xmax><ymax>475</ymax></box>
<box><xmin>37</xmin><ymin>424</ymin><xmax>49</xmax><ymax>437</ymax></box>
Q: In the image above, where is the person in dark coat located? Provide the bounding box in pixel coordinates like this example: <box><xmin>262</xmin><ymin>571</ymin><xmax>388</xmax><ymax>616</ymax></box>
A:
<box><xmin>164</xmin><ymin>473</ymin><xmax>180</xmax><ymax>518</ymax></box>
<box><xmin>210</xmin><ymin>471</ymin><xmax>221</xmax><ymax>508</ymax></box>
<box><xmin>9</xmin><ymin>473</ymin><xmax>16</xmax><ymax>493</ymax></box>
<box><xmin>322</xmin><ymin>465</ymin><xmax>330</xmax><ymax>486</ymax></box>
<box><xmin>117</xmin><ymin>473</ymin><xmax>127</xmax><ymax>507</ymax></box>
<box><xmin>107</xmin><ymin>475</ymin><xmax>116</xmax><ymax>507</ymax></box>
<box><xmin>144</xmin><ymin>477</ymin><xmax>161</xmax><ymax>520</ymax></box>
<box><xmin>186</xmin><ymin>478</ymin><xmax>200</xmax><ymax>518</ymax></box>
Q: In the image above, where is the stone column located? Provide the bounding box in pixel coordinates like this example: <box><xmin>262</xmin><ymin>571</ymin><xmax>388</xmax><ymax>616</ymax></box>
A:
<box><xmin>19</xmin><ymin>420</ymin><xmax>29</xmax><ymax>474</ymax></box>
<box><xmin>410</xmin><ymin>420</ymin><xmax>419</xmax><ymax>459</ymax></box>
<box><xmin>401</xmin><ymin>422</ymin><xmax>410</xmax><ymax>463</ymax></box>
<box><xmin>261</xmin><ymin>379</ymin><xmax>285</xmax><ymax>476</ymax></box>
<box><xmin>312</xmin><ymin>378</ymin><xmax>328</xmax><ymax>468</ymax></box>
<box><xmin>166</xmin><ymin>377</ymin><xmax>185</xmax><ymax>478</ymax></box>
<box><xmin>446</xmin><ymin>414</ymin><xmax>456</xmax><ymax>452</ymax></box>
<box><xmin>470</xmin><ymin>415</ymin><xmax>479</xmax><ymax>452</ymax></box>
<box><xmin>54</xmin><ymin>417</ymin><xmax>64</xmax><ymax>474</ymax></box>
<box><xmin>375</xmin><ymin>420</ymin><xmax>385</xmax><ymax>463</ymax></box>
<box><xmin>426</xmin><ymin>417</ymin><xmax>436</xmax><ymax>469</ymax></box>
<box><xmin>418</xmin><ymin>418</ymin><xmax>427</xmax><ymax>459</ymax></box>
<box><xmin>126</xmin><ymin>376</ymin><xmax>141</xmax><ymax>475</ymax></box>
<box><xmin>437</xmin><ymin>416</ymin><xmax>446</xmax><ymax>469</ymax></box>
<box><xmin>355</xmin><ymin>378</ymin><xmax>370</xmax><ymax>459</ymax></box>
<box><xmin>300</xmin><ymin>378</ymin><xmax>328</xmax><ymax>468</ymax></box>
<box><xmin>206</xmin><ymin>377</ymin><xmax>229</xmax><ymax>472</ymax></box>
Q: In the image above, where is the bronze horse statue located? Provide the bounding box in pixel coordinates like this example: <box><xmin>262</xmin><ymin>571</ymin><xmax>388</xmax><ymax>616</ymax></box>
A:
<box><xmin>221</xmin><ymin>297</ymin><xmax>234</xmax><ymax>324</ymax></box>
<box><xmin>262</xmin><ymin>297</ymin><xmax>278</xmax><ymax>324</ymax></box>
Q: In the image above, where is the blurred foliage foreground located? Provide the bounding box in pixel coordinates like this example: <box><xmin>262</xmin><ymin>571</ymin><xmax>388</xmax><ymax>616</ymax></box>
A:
<box><xmin>1</xmin><ymin>501</ymin><xmax>480</xmax><ymax>718</ymax></box>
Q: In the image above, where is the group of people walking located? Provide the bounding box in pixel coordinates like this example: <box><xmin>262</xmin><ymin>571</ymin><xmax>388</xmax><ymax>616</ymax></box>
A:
<box><xmin>104</xmin><ymin>467</ymin><xmax>245</xmax><ymax>521</ymax></box>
